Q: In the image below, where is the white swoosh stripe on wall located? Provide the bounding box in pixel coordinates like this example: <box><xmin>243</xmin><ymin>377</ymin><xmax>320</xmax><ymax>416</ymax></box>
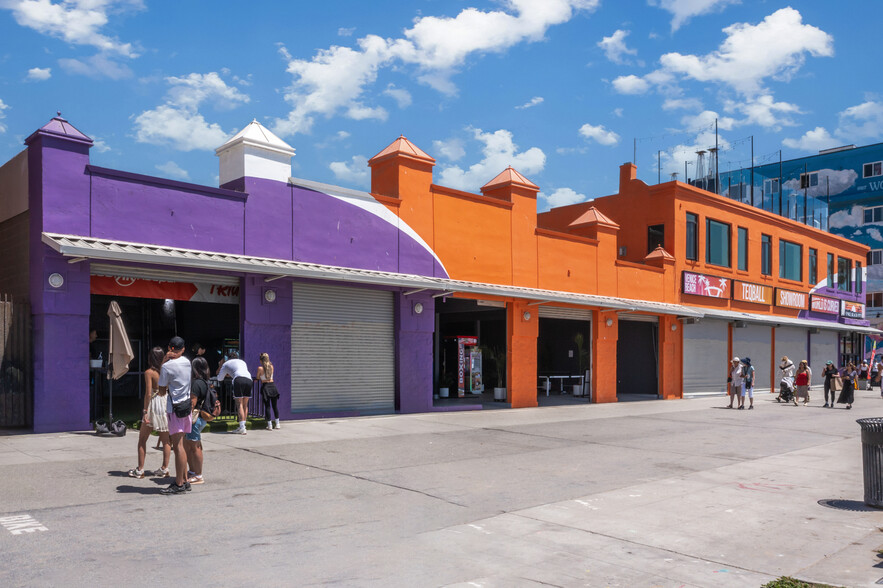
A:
<box><xmin>289</xmin><ymin>176</ymin><xmax>448</xmax><ymax>276</ymax></box>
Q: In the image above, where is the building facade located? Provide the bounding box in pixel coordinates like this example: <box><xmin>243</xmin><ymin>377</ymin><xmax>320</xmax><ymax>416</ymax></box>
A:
<box><xmin>0</xmin><ymin>115</ymin><xmax>874</xmax><ymax>432</ymax></box>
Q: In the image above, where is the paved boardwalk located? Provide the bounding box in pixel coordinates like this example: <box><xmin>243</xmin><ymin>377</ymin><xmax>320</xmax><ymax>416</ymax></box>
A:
<box><xmin>2</xmin><ymin>392</ymin><xmax>883</xmax><ymax>587</ymax></box>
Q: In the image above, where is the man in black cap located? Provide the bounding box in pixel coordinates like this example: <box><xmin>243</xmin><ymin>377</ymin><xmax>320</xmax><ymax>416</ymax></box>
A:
<box><xmin>159</xmin><ymin>336</ymin><xmax>192</xmax><ymax>495</ymax></box>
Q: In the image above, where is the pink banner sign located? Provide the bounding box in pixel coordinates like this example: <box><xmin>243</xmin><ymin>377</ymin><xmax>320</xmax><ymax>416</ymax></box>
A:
<box><xmin>810</xmin><ymin>294</ymin><xmax>839</xmax><ymax>315</ymax></box>
<box><xmin>683</xmin><ymin>271</ymin><xmax>731</xmax><ymax>299</ymax></box>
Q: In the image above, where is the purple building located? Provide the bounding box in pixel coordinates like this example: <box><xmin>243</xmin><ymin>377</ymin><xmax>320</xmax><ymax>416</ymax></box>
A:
<box><xmin>1</xmin><ymin>115</ymin><xmax>451</xmax><ymax>432</ymax></box>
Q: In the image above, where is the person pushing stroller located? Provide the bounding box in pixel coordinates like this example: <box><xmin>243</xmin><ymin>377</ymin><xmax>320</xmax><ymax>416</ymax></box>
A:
<box><xmin>777</xmin><ymin>356</ymin><xmax>795</xmax><ymax>404</ymax></box>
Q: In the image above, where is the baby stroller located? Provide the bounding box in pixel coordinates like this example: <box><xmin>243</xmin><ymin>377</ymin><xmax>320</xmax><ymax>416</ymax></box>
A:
<box><xmin>777</xmin><ymin>376</ymin><xmax>795</xmax><ymax>403</ymax></box>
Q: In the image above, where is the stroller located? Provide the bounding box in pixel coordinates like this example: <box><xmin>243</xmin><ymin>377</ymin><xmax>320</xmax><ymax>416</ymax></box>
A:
<box><xmin>777</xmin><ymin>376</ymin><xmax>795</xmax><ymax>403</ymax></box>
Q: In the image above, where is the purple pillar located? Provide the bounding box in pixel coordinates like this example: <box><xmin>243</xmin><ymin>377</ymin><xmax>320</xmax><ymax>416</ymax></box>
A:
<box><xmin>396</xmin><ymin>292</ymin><xmax>435</xmax><ymax>413</ymax></box>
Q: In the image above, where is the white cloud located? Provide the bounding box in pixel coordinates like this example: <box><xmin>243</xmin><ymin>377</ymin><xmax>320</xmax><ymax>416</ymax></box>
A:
<box><xmin>578</xmin><ymin>123</ymin><xmax>619</xmax><ymax>146</ymax></box>
<box><xmin>868</xmin><ymin>227</ymin><xmax>883</xmax><ymax>242</ymax></box>
<box><xmin>338</xmin><ymin>27</ymin><xmax>355</xmax><ymax>37</ymax></box>
<box><xmin>329</xmin><ymin>154</ymin><xmax>369</xmax><ymax>188</ymax></box>
<box><xmin>649</xmin><ymin>0</ymin><xmax>740</xmax><ymax>32</ymax></box>
<box><xmin>611</xmin><ymin>74</ymin><xmax>649</xmax><ymax>94</ymax></box>
<box><xmin>725</xmin><ymin>94</ymin><xmax>802</xmax><ymax>128</ymax></box>
<box><xmin>433</xmin><ymin>138</ymin><xmax>466</xmax><ymax>161</ymax></box>
<box><xmin>612</xmin><ymin>107</ymin><xmax>623</xmax><ymax>117</ymax></box>
<box><xmin>438</xmin><ymin>128</ymin><xmax>545</xmax><ymax>192</ymax></box>
<box><xmin>838</xmin><ymin>100</ymin><xmax>883</xmax><ymax>142</ymax></box>
<box><xmin>382</xmin><ymin>84</ymin><xmax>412</xmax><ymax>108</ymax></box>
<box><xmin>782</xmin><ymin>126</ymin><xmax>837</xmax><ymax>152</ymax></box>
<box><xmin>679</xmin><ymin>109</ymin><xmax>736</xmax><ymax>131</ymax></box>
<box><xmin>0</xmin><ymin>98</ymin><xmax>8</xmax><ymax>133</ymax></box>
<box><xmin>91</xmin><ymin>137</ymin><xmax>110</xmax><ymax>153</ymax></box>
<box><xmin>133</xmin><ymin>72</ymin><xmax>249</xmax><ymax>151</ymax></box>
<box><xmin>273</xmin><ymin>1</ymin><xmax>598</xmax><ymax>136</ymax></box>
<box><xmin>597</xmin><ymin>29</ymin><xmax>638</xmax><ymax>65</ymax></box>
<box><xmin>663</xmin><ymin>97</ymin><xmax>702</xmax><ymax>111</ymax></box>
<box><xmin>516</xmin><ymin>96</ymin><xmax>544</xmax><ymax>110</ymax></box>
<box><xmin>58</xmin><ymin>53</ymin><xmax>132</xmax><ymax>79</ymax></box>
<box><xmin>539</xmin><ymin>187</ymin><xmax>588</xmax><ymax>210</ymax></box>
<box><xmin>828</xmin><ymin>204</ymin><xmax>864</xmax><ymax>229</ymax></box>
<box><xmin>782</xmin><ymin>168</ymin><xmax>856</xmax><ymax>198</ymax></box>
<box><xmin>2</xmin><ymin>0</ymin><xmax>142</xmax><ymax>57</ymax></box>
<box><xmin>26</xmin><ymin>66</ymin><xmax>51</xmax><ymax>81</ymax></box>
<box><xmin>155</xmin><ymin>161</ymin><xmax>190</xmax><ymax>180</ymax></box>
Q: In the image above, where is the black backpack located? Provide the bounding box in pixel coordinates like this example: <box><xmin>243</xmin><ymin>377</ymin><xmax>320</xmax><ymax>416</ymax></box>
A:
<box><xmin>197</xmin><ymin>380</ymin><xmax>220</xmax><ymax>421</ymax></box>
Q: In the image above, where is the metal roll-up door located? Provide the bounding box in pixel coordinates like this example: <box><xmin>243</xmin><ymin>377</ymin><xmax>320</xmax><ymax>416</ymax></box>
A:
<box><xmin>733</xmin><ymin>324</ymin><xmax>772</xmax><ymax>393</ymax></box>
<box><xmin>683</xmin><ymin>319</ymin><xmax>728</xmax><ymax>396</ymax></box>
<box><xmin>538</xmin><ymin>306</ymin><xmax>593</xmax><ymax>321</ymax></box>
<box><xmin>775</xmin><ymin>327</ymin><xmax>808</xmax><ymax>376</ymax></box>
<box><xmin>291</xmin><ymin>283</ymin><xmax>394</xmax><ymax>413</ymax></box>
<box><xmin>810</xmin><ymin>330</ymin><xmax>839</xmax><ymax>387</ymax></box>
<box><xmin>618</xmin><ymin>313</ymin><xmax>658</xmax><ymax>323</ymax></box>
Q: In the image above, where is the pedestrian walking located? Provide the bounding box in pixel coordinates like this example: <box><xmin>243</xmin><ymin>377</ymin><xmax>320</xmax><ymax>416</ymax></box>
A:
<box><xmin>159</xmin><ymin>336</ymin><xmax>193</xmax><ymax>495</ymax></box>
<box><xmin>184</xmin><ymin>357</ymin><xmax>218</xmax><ymax>486</ymax></box>
<box><xmin>128</xmin><ymin>347</ymin><xmax>171</xmax><ymax>479</ymax></box>
<box><xmin>836</xmin><ymin>362</ymin><xmax>857</xmax><ymax>409</ymax></box>
<box><xmin>740</xmin><ymin>357</ymin><xmax>755</xmax><ymax>410</ymax></box>
<box><xmin>256</xmin><ymin>352</ymin><xmax>280</xmax><ymax>430</ymax></box>
<box><xmin>727</xmin><ymin>357</ymin><xmax>743</xmax><ymax>409</ymax></box>
<box><xmin>217</xmin><ymin>350</ymin><xmax>253</xmax><ymax>435</ymax></box>
<box><xmin>873</xmin><ymin>357</ymin><xmax>882</xmax><ymax>392</ymax></box>
<box><xmin>859</xmin><ymin>360</ymin><xmax>869</xmax><ymax>390</ymax></box>
<box><xmin>822</xmin><ymin>361</ymin><xmax>838</xmax><ymax>408</ymax></box>
<box><xmin>794</xmin><ymin>360</ymin><xmax>811</xmax><ymax>406</ymax></box>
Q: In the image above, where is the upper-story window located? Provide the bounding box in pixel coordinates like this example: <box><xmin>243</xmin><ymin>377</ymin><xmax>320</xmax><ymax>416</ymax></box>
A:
<box><xmin>763</xmin><ymin>178</ymin><xmax>780</xmax><ymax>195</ymax></box>
<box><xmin>685</xmin><ymin>213</ymin><xmax>698</xmax><ymax>261</ymax></box>
<box><xmin>864</xmin><ymin>161</ymin><xmax>883</xmax><ymax>178</ymax></box>
<box><xmin>828</xmin><ymin>253</ymin><xmax>835</xmax><ymax>287</ymax></box>
<box><xmin>800</xmin><ymin>172</ymin><xmax>819</xmax><ymax>189</ymax></box>
<box><xmin>868</xmin><ymin>292</ymin><xmax>883</xmax><ymax>308</ymax></box>
<box><xmin>779</xmin><ymin>239</ymin><xmax>802</xmax><ymax>282</ymax></box>
<box><xmin>869</xmin><ymin>250</ymin><xmax>883</xmax><ymax>266</ymax></box>
<box><xmin>837</xmin><ymin>256</ymin><xmax>852</xmax><ymax>292</ymax></box>
<box><xmin>737</xmin><ymin>227</ymin><xmax>748</xmax><ymax>271</ymax></box>
<box><xmin>761</xmin><ymin>234</ymin><xmax>772</xmax><ymax>276</ymax></box>
<box><xmin>864</xmin><ymin>206</ymin><xmax>883</xmax><ymax>224</ymax></box>
<box><xmin>809</xmin><ymin>248</ymin><xmax>818</xmax><ymax>285</ymax></box>
<box><xmin>705</xmin><ymin>219</ymin><xmax>731</xmax><ymax>268</ymax></box>
<box><xmin>857</xmin><ymin>261</ymin><xmax>863</xmax><ymax>294</ymax></box>
<box><xmin>647</xmin><ymin>224</ymin><xmax>664</xmax><ymax>254</ymax></box>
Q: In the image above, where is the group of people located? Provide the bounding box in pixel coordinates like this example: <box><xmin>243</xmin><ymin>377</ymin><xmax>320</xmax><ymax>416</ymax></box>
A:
<box><xmin>127</xmin><ymin>336</ymin><xmax>282</xmax><ymax>495</ymax></box>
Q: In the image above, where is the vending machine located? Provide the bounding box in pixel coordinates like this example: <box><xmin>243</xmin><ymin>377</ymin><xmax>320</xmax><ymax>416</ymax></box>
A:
<box><xmin>446</xmin><ymin>336</ymin><xmax>483</xmax><ymax>397</ymax></box>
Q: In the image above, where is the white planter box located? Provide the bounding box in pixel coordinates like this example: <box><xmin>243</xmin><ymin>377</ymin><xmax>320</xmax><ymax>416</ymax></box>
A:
<box><xmin>439</xmin><ymin>387</ymin><xmax>450</xmax><ymax>398</ymax></box>
<box><xmin>493</xmin><ymin>387</ymin><xmax>506</xmax><ymax>401</ymax></box>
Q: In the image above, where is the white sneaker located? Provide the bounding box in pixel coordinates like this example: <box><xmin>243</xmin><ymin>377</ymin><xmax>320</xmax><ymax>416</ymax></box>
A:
<box><xmin>274</xmin><ymin>420</ymin><xmax>280</xmax><ymax>430</ymax></box>
<box><xmin>266</xmin><ymin>422</ymin><xmax>273</xmax><ymax>430</ymax></box>
<box><xmin>232</xmin><ymin>426</ymin><xmax>246</xmax><ymax>435</ymax></box>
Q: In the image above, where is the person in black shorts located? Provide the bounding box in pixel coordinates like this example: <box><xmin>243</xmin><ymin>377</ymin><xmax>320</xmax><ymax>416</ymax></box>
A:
<box><xmin>216</xmin><ymin>350</ymin><xmax>252</xmax><ymax>434</ymax></box>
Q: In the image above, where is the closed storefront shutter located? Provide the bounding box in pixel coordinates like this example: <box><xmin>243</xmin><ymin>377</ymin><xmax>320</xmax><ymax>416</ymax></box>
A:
<box><xmin>291</xmin><ymin>283</ymin><xmax>394</xmax><ymax>413</ymax></box>
<box><xmin>733</xmin><ymin>324</ymin><xmax>772</xmax><ymax>393</ymax></box>
<box><xmin>538</xmin><ymin>306</ymin><xmax>593</xmax><ymax>321</ymax></box>
<box><xmin>775</xmin><ymin>327</ymin><xmax>808</xmax><ymax>379</ymax></box>
<box><xmin>683</xmin><ymin>320</ymin><xmax>728</xmax><ymax>396</ymax></box>
<box><xmin>809</xmin><ymin>330</ymin><xmax>839</xmax><ymax>387</ymax></box>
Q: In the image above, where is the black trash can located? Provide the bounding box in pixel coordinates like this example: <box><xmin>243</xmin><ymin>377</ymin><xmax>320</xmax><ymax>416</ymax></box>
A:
<box><xmin>857</xmin><ymin>418</ymin><xmax>883</xmax><ymax>508</ymax></box>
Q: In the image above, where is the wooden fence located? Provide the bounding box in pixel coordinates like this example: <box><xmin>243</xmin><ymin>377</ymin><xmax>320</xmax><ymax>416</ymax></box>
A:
<box><xmin>0</xmin><ymin>295</ymin><xmax>32</xmax><ymax>428</ymax></box>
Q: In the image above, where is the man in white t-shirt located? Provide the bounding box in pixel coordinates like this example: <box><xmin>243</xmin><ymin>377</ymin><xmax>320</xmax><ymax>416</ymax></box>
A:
<box><xmin>217</xmin><ymin>350</ymin><xmax>252</xmax><ymax>434</ymax></box>
<box><xmin>159</xmin><ymin>336</ymin><xmax>193</xmax><ymax>495</ymax></box>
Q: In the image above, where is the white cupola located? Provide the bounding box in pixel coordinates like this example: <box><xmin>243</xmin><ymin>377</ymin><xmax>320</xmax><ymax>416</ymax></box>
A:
<box><xmin>215</xmin><ymin>119</ymin><xmax>295</xmax><ymax>186</ymax></box>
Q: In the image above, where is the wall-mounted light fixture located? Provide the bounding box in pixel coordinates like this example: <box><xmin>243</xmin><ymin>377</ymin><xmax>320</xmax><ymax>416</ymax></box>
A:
<box><xmin>522</xmin><ymin>311</ymin><xmax>531</xmax><ymax>321</ymax></box>
<box><xmin>413</xmin><ymin>302</ymin><xmax>424</xmax><ymax>314</ymax></box>
<box><xmin>671</xmin><ymin>323</ymin><xmax>678</xmax><ymax>331</ymax></box>
<box><xmin>48</xmin><ymin>273</ymin><xmax>64</xmax><ymax>289</ymax></box>
<box><xmin>263</xmin><ymin>289</ymin><xmax>277</xmax><ymax>303</ymax></box>
<box><xmin>606</xmin><ymin>318</ymin><xmax>613</xmax><ymax>327</ymax></box>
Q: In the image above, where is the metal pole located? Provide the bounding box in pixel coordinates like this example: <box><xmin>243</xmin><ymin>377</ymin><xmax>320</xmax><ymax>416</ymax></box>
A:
<box><xmin>804</xmin><ymin>162</ymin><xmax>809</xmax><ymax>225</ymax></box>
<box><xmin>715</xmin><ymin>118</ymin><xmax>719</xmax><ymax>194</ymax></box>
<box><xmin>658</xmin><ymin>150</ymin><xmax>661</xmax><ymax>184</ymax></box>
<box><xmin>778</xmin><ymin>150</ymin><xmax>783</xmax><ymax>216</ymax></box>
<box><xmin>633</xmin><ymin>138</ymin><xmax>636</xmax><ymax>165</ymax></box>
<box><xmin>750</xmin><ymin>136</ymin><xmax>754</xmax><ymax>207</ymax></box>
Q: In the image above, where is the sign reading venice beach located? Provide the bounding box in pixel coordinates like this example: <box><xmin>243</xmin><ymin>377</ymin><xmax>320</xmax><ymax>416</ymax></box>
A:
<box><xmin>810</xmin><ymin>294</ymin><xmax>840</xmax><ymax>315</ymax></box>
<box><xmin>682</xmin><ymin>271</ymin><xmax>731</xmax><ymax>299</ymax></box>
<box><xmin>841</xmin><ymin>300</ymin><xmax>865</xmax><ymax>319</ymax></box>
<box><xmin>733</xmin><ymin>280</ymin><xmax>773</xmax><ymax>305</ymax></box>
<box><xmin>775</xmin><ymin>288</ymin><xmax>808</xmax><ymax>310</ymax></box>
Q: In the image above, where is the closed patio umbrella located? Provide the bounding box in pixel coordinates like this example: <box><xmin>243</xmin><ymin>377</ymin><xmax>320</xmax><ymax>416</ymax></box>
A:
<box><xmin>106</xmin><ymin>300</ymin><xmax>134</xmax><ymax>421</ymax></box>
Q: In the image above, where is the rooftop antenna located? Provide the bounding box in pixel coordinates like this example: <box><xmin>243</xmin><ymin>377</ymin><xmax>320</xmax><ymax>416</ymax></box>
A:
<box><xmin>695</xmin><ymin>150</ymin><xmax>707</xmax><ymax>191</ymax></box>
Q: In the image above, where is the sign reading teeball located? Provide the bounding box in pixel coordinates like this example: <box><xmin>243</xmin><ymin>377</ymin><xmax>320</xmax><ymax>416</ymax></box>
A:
<box><xmin>733</xmin><ymin>280</ymin><xmax>773</xmax><ymax>305</ymax></box>
<box><xmin>775</xmin><ymin>288</ymin><xmax>808</xmax><ymax>310</ymax></box>
<box><xmin>841</xmin><ymin>300</ymin><xmax>866</xmax><ymax>319</ymax></box>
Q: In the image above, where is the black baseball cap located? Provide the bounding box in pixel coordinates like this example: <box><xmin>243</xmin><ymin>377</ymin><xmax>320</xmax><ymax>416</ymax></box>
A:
<box><xmin>169</xmin><ymin>336</ymin><xmax>185</xmax><ymax>350</ymax></box>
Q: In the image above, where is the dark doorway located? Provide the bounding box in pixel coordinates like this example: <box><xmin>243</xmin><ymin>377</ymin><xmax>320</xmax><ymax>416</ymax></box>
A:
<box><xmin>616</xmin><ymin>320</ymin><xmax>659</xmax><ymax>398</ymax></box>
<box><xmin>537</xmin><ymin>317</ymin><xmax>590</xmax><ymax>400</ymax></box>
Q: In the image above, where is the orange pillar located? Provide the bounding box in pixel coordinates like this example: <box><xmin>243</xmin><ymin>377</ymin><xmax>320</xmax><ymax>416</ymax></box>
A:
<box><xmin>592</xmin><ymin>310</ymin><xmax>618</xmax><ymax>403</ymax></box>
<box><xmin>507</xmin><ymin>300</ymin><xmax>538</xmax><ymax>408</ymax></box>
<box><xmin>658</xmin><ymin>315</ymin><xmax>682</xmax><ymax>399</ymax></box>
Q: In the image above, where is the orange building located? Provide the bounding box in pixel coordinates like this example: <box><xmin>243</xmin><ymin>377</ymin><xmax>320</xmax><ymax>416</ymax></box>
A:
<box><xmin>369</xmin><ymin>137</ymin><xmax>874</xmax><ymax>408</ymax></box>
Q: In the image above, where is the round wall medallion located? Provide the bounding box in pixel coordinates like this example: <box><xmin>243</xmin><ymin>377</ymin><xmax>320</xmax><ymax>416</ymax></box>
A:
<box><xmin>48</xmin><ymin>273</ymin><xmax>64</xmax><ymax>288</ymax></box>
<box><xmin>264</xmin><ymin>289</ymin><xmax>277</xmax><ymax>303</ymax></box>
<box><xmin>414</xmin><ymin>302</ymin><xmax>424</xmax><ymax>314</ymax></box>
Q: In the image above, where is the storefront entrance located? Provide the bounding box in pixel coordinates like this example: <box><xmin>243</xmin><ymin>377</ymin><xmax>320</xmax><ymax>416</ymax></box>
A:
<box><xmin>616</xmin><ymin>317</ymin><xmax>659</xmax><ymax>399</ymax></box>
<box><xmin>537</xmin><ymin>306</ymin><xmax>591</xmax><ymax>404</ymax></box>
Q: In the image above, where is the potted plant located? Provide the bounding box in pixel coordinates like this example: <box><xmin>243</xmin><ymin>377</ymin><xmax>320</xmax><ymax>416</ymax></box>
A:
<box><xmin>439</xmin><ymin>370</ymin><xmax>455</xmax><ymax>398</ymax></box>
<box><xmin>482</xmin><ymin>345</ymin><xmax>506</xmax><ymax>401</ymax></box>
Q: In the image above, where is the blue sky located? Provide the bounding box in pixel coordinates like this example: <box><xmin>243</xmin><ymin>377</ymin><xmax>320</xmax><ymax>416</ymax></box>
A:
<box><xmin>0</xmin><ymin>1</ymin><xmax>879</xmax><ymax>211</ymax></box>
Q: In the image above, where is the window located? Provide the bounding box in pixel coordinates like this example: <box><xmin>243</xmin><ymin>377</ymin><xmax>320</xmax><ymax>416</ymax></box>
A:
<box><xmin>868</xmin><ymin>292</ymin><xmax>883</xmax><ymax>308</ymax></box>
<box><xmin>705</xmin><ymin>219</ymin><xmax>731</xmax><ymax>267</ymax></box>
<box><xmin>763</xmin><ymin>178</ymin><xmax>780</xmax><ymax>195</ymax></box>
<box><xmin>761</xmin><ymin>234</ymin><xmax>772</xmax><ymax>276</ymax></box>
<box><xmin>868</xmin><ymin>249</ymin><xmax>883</xmax><ymax>266</ymax></box>
<box><xmin>685</xmin><ymin>213</ymin><xmax>698</xmax><ymax>261</ymax></box>
<box><xmin>779</xmin><ymin>239</ymin><xmax>802</xmax><ymax>282</ymax></box>
<box><xmin>737</xmin><ymin>227</ymin><xmax>748</xmax><ymax>271</ymax></box>
<box><xmin>837</xmin><ymin>256</ymin><xmax>852</xmax><ymax>292</ymax></box>
<box><xmin>864</xmin><ymin>162</ymin><xmax>883</xmax><ymax>178</ymax></box>
<box><xmin>809</xmin><ymin>248</ymin><xmax>818</xmax><ymax>286</ymax></box>
<box><xmin>864</xmin><ymin>206</ymin><xmax>883</xmax><ymax>224</ymax></box>
<box><xmin>800</xmin><ymin>172</ymin><xmax>819</xmax><ymax>189</ymax></box>
<box><xmin>647</xmin><ymin>224</ymin><xmax>665</xmax><ymax>254</ymax></box>
<box><xmin>857</xmin><ymin>261</ymin><xmax>863</xmax><ymax>294</ymax></box>
<box><xmin>827</xmin><ymin>253</ymin><xmax>835</xmax><ymax>287</ymax></box>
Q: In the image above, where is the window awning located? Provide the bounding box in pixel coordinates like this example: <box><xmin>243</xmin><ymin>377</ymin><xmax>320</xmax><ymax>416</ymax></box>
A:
<box><xmin>43</xmin><ymin>232</ymin><xmax>880</xmax><ymax>331</ymax></box>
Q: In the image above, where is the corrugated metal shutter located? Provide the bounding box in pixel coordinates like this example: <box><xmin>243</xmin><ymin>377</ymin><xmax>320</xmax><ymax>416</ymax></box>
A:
<box><xmin>775</xmin><ymin>327</ymin><xmax>808</xmax><ymax>380</ymax></box>
<box><xmin>90</xmin><ymin>263</ymin><xmax>240</xmax><ymax>286</ymax></box>
<box><xmin>733</xmin><ymin>324</ymin><xmax>772</xmax><ymax>393</ymax></box>
<box><xmin>617</xmin><ymin>313</ymin><xmax>658</xmax><ymax>323</ymax></box>
<box><xmin>291</xmin><ymin>283</ymin><xmax>394</xmax><ymax>413</ymax></box>
<box><xmin>810</xmin><ymin>330</ymin><xmax>839</xmax><ymax>387</ymax></box>
<box><xmin>683</xmin><ymin>319</ymin><xmax>728</xmax><ymax>396</ymax></box>
<box><xmin>538</xmin><ymin>306</ymin><xmax>593</xmax><ymax>321</ymax></box>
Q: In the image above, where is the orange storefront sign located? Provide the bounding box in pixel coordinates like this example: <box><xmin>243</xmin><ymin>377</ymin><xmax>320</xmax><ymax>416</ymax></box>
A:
<box><xmin>733</xmin><ymin>280</ymin><xmax>772</xmax><ymax>305</ymax></box>
<box><xmin>775</xmin><ymin>288</ymin><xmax>808</xmax><ymax>310</ymax></box>
<box><xmin>682</xmin><ymin>271</ymin><xmax>731</xmax><ymax>299</ymax></box>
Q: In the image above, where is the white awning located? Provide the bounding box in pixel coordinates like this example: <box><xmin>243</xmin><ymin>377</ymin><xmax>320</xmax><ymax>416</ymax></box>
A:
<box><xmin>696</xmin><ymin>307</ymin><xmax>880</xmax><ymax>334</ymax></box>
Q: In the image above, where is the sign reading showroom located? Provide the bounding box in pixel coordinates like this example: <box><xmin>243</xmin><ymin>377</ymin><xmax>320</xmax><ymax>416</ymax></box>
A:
<box><xmin>683</xmin><ymin>271</ymin><xmax>731</xmax><ymax>299</ymax></box>
<box><xmin>810</xmin><ymin>294</ymin><xmax>840</xmax><ymax>315</ymax></box>
<box><xmin>775</xmin><ymin>288</ymin><xmax>808</xmax><ymax>310</ymax></box>
<box><xmin>733</xmin><ymin>280</ymin><xmax>772</xmax><ymax>305</ymax></box>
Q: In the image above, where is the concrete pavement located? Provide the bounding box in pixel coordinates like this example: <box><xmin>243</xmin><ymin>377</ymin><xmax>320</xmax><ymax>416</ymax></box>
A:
<box><xmin>1</xmin><ymin>391</ymin><xmax>883</xmax><ymax>587</ymax></box>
